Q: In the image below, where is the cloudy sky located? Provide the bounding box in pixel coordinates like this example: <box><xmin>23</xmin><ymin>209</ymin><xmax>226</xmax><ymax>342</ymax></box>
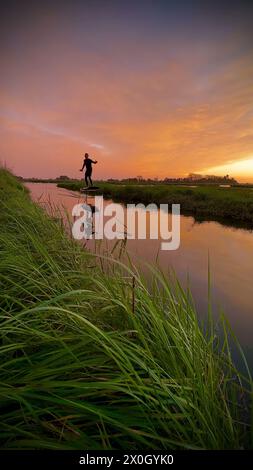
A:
<box><xmin>1</xmin><ymin>0</ymin><xmax>253</xmax><ymax>181</ymax></box>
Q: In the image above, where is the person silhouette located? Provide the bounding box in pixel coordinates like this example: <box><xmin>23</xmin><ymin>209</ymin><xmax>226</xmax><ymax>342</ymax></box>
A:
<box><xmin>79</xmin><ymin>153</ymin><xmax>98</xmax><ymax>187</ymax></box>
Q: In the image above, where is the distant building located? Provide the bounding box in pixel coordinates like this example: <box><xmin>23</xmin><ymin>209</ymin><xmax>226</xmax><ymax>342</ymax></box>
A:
<box><xmin>56</xmin><ymin>175</ymin><xmax>70</xmax><ymax>181</ymax></box>
<box><xmin>188</xmin><ymin>173</ymin><xmax>203</xmax><ymax>181</ymax></box>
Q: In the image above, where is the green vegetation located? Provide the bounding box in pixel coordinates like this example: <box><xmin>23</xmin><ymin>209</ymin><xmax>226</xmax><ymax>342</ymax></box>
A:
<box><xmin>58</xmin><ymin>181</ymin><xmax>253</xmax><ymax>227</ymax></box>
<box><xmin>0</xmin><ymin>169</ymin><xmax>252</xmax><ymax>449</ymax></box>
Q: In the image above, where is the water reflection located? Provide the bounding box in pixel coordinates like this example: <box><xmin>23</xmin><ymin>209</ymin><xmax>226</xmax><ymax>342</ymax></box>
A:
<box><xmin>26</xmin><ymin>183</ymin><xmax>253</xmax><ymax>370</ymax></box>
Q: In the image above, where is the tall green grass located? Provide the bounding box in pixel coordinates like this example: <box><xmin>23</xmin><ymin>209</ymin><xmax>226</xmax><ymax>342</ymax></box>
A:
<box><xmin>0</xmin><ymin>169</ymin><xmax>252</xmax><ymax>449</ymax></box>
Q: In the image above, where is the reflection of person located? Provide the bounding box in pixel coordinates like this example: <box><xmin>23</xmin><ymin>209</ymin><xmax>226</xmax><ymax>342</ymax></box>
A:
<box><xmin>79</xmin><ymin>153</ymin><xmax>98</xmax><ymax>187</ymax></box>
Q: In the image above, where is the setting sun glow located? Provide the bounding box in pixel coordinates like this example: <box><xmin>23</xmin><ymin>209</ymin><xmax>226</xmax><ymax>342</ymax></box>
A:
<box><xmin>201</xmin><ymin>158</ymin><xmax>253</xmax><ymax>182</ymax></box>
<box><xmin>1</xmin><ymin>1</ymin><xmax>253</xmax><ymax>182</ymax></box>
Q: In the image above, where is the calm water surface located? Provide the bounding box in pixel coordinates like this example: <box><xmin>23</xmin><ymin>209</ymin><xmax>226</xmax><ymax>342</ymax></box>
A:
<box><xmin>26</xmin><ymin>183</ymin><xmax>253</xmax><ymax>371</ymax></box>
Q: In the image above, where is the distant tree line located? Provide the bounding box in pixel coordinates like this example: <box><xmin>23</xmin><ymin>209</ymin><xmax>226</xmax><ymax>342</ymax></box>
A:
<box><xmin>19</xmin><ymin>173</ymin><xmax>238</xmax><ymax>185</ymax></box>
<box><xmin>107</xmin><ymin>173</ymin><xmax>238</xmax><ymax>185</ymax></box>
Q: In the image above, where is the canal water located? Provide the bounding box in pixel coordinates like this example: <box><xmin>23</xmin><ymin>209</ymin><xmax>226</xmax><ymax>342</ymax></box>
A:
<box><xmin>26</xmin><ymin>182</ymin><xmax>253</xmax><ymax>372</ymax></box>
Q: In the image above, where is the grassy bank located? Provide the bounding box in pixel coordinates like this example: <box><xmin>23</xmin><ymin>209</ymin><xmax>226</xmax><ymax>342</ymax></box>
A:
<box><xmin>0</xmin><ymin>169</ymin><xmax>252</xmax><ymax>449</ymax></box>
<box><xmin>58</xmin><ymin>181</ymin><xmax>253</xmax><ymax>228</ymax></box>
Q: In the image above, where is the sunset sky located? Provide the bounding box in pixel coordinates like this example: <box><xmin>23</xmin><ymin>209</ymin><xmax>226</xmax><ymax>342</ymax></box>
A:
<box><xmin>1</xmin><ymin>0</ymin><xmax>253</xmax><ymax>181</ymax></box>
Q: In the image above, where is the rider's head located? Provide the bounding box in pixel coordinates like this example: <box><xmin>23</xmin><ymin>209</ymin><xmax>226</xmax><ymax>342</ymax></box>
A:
<box><xmin>84</xmin><ymin>153</ymin><xmax>89</xmax><ymax>159</ymax></box>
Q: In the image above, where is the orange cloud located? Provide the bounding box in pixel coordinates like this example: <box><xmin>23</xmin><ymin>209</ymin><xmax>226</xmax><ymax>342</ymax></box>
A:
<box><xmin>1</xmin><ymin>12</ymin><xmax>253</xmax><ymax>181</ymax></box>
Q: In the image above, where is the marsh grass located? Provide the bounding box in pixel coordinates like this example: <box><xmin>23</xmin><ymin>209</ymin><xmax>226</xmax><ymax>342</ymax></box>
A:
<box><xmin>0</xmin><ymin>169</ymin><xmax>252</xmax><ymax>449</ymax></box>
<box><xmin>57</xmin><ymin>180</ymin><xmax>253</xmax><ymax>228</ymax></box>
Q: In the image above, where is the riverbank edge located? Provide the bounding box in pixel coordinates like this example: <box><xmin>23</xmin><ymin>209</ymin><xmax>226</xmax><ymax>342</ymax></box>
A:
<box><xmin>0</xmin><ymin>168</ymin><xmax>252</xmax><ymax>449</ymax></box>
<box><xmin>57</xmin><ymin>181</ymin><xmax>253</xmax><ymax>229</ymax></box>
